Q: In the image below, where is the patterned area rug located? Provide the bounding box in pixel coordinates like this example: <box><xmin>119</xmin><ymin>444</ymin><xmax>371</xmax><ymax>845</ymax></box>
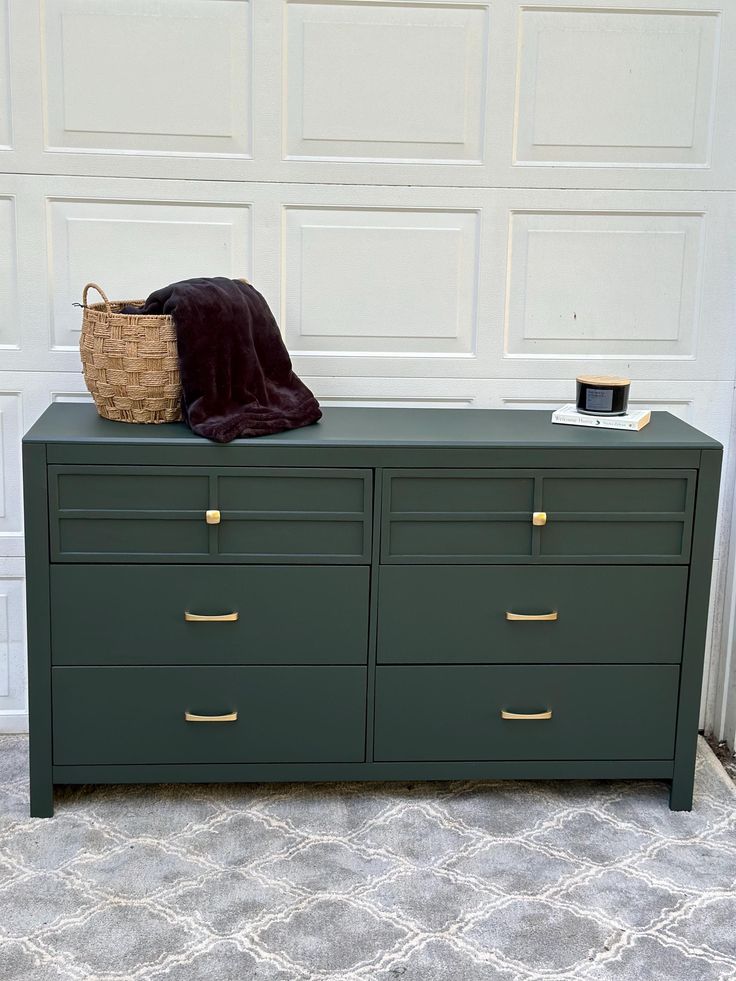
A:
<box><xmin>1</xmin><ymin>736</ymin><xmax>735</xmax><ymax>981</ymax></box>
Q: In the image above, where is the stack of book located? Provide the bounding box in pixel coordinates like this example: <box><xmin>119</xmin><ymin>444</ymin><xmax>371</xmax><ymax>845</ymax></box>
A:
<box><xmin>551</xmin><ymin>404</ymin><xmax>651</xmax><ymax>432</ymax></box>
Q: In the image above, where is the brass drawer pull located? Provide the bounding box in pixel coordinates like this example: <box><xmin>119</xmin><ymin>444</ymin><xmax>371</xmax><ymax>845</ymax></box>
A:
<box><xmin>205</xmin><ymin>509</ymin><xmax>221</xmax><ymax>525</ymax></box>
<box><xmin>505</xmin><ymin>611</ymin><xmax>558</xmax><ymax>622</ymax></box>
<box><xmin>184</xmin><ymin>710</ymin><xmax>238</xmax><ymax>723</ymax></box>
<box><xmin>532</xmin><ymin>511</ymin><xmax>547</xmax><ymax>526</ymax></box>
<box><xmin>501</xmin><ymin>709</ymin><xmax>553</xmax><ymax>721</ymax></box>
<box><xmin>184</xmin><ymin>611</ymin><xmax>239</xmax><ymax>622</ymax></box>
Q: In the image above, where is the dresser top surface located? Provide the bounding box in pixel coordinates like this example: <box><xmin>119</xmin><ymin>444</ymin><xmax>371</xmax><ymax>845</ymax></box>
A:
<box><xmin>24</xmin><ymin>403</ymin><xmax>721</xmax><ymax>451</ymax></box>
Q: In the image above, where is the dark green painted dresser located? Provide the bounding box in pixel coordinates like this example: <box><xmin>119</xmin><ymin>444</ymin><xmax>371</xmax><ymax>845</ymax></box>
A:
<box><xmin>23</xmin><ymin>404</ymin><xmax>722</xmax><ymax>817</ymax></box>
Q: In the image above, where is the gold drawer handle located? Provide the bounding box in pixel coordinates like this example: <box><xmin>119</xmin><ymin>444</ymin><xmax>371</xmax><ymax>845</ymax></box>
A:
<box><xmin>501</xmin><ymin>709</ymin><xmax>553</xmax><ymax>721</ymax></box>
<box><xmin>205</xmin><ymin>509</ymin><xmax>221</xmax><ymax>525</ymax></box>
<box><xmin>532</xmin><ymin>511</ymin><xmax>547</xmax><ymax>526</ymax></box>
<box><xmin>184</xmin><ymin>611</ymin><xmax>239</xmax><ymax>622</ymax></box>
<box><xmin>184</xmin><ymin>710</ymin><xmax>238</xmax><ymax>723</ymax></box>
<box><xmin>505</xmin><ymin>611</ymin><xmax>558</xmax><ymax>622</ymax></box>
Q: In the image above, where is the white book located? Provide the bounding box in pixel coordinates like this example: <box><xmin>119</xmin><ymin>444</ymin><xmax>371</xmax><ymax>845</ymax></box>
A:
<box><xmin>551</xmin><ymin>404</ymin><xmax>651</xmax><ymax>432</ymax></box>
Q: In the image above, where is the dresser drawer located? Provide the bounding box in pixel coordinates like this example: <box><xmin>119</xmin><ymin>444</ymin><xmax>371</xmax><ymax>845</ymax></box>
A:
<box><xmin>382</xmin><ymin>469</ymin><xmax>534</xmax><ymax>561</ymax></box>
<box><xmin>49</xmin><ymin>466</ymin><xmax>372</xmax><ymax>562</ymax></box>
<box><xmin>52</xmin><ymin>666</ymin><xmax>366</xmax><ymax>764</ymax></box>
<box><xmin>50</xmin><ymin>466</ymin><xmax>210</xmax><ymax>559</ymax></box>
<box><xmin>539</xmin><ymin>470</ymin><xmax>695</xmax><ymax>561</ymax></box>
<box><xmin>51</xmin><ymin>565</ymin><xmax>369</xmax><ymax>665</ymax></box>
<box><xmin>216</xmin><ymin>469</ymin><xmax>371</xmax><ymax>562</ymax></box>
<box><xmin>381</xmin><ymin>468</ymin><xmax>695</xmax><ymax>563</ymax></box>
<box><xmin>378</xmin><ymin>566</ymin><xmax>687</xmax><ymax>664</ymax></box>
<box><xmin>374</xmin><ymin>665</ymin><xmax>679</xmax><ymax>761</ymax></box>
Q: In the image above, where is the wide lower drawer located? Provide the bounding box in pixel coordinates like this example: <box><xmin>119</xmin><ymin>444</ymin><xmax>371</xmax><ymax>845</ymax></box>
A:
<box><xmin>51</xmin><ymin>565</ymin><xmax>369</xmax><ymax>665</ymax></box>
<box><xmin>52</xmin><ymin>666</ymin><xmax>367</xmax><ymax>764</ymax></box>
<box><xmin>378</xmin><ymin>566</ymin><xmax>687</xmax><ymax>664</ymax></box>
<box><xmin>373</xmin><ymin>665</ymin><xmax>679</xmax><ymax>761</ymax></box>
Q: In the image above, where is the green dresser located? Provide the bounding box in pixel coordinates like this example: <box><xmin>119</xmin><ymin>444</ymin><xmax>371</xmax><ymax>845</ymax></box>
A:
<box><xmin>23</xmin><ymin>404</ymin><xmax>721</xmax><ymax>816</ymax></box>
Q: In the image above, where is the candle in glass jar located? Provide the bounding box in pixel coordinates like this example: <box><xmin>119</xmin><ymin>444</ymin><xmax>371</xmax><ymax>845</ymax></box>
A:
<box><xmin>575</xmin><ymin>375</ymin><xmax>630</xmax><ymax>416</ymax></box>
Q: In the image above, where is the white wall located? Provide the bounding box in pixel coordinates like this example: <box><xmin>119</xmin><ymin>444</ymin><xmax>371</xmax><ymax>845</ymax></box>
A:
<box><xmin>1</xmin><ymin>0</ymin><xmax>735</xmax><ymax>737</ymax></box>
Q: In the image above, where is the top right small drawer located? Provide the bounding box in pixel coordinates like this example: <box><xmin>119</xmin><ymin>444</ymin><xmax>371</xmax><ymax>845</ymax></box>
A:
<box><xmin>381</xmin><ymin>469</ymin><xmax>696</xmax><ymax>564</ymax></box>
<box><xmin>539</xmin><ymin>470</ymin><xmax>696</xmax><ymax>562</ymax></box>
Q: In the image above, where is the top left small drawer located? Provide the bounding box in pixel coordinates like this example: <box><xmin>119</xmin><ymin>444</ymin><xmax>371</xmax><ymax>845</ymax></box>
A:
<box><xmin>50</xmin><ymin>467</ymin><xmax>211</xmax><ymax>560</ymax></box>
<box><xmin>48</xmin><ymin>466</ymin><xmax>373</xmax><ymax>563</ymax></box>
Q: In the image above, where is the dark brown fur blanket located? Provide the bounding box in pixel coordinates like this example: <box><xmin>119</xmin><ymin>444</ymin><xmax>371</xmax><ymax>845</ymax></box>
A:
<box><xmin>124</xmin><ymin>277</ymin><xmax>321</xmax><ymax>443</ymax></box>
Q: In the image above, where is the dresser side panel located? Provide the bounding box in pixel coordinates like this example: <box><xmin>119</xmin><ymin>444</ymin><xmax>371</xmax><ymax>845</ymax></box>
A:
<box><xmin>671</xmin><ymin>447</ymin><xmax>723</xmax><ymax>809</ymax></box>
<box><xmin>22</xmin><ymin>442</ymin><xmax>54</xmax><ymax>817</ymax></box>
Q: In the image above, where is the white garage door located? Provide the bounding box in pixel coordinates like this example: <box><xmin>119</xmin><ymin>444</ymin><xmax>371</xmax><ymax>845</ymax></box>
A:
<box><xmin>1</xmin><ymin>0</ymin><xmax>735</xmax><ymax>737</ymax></box>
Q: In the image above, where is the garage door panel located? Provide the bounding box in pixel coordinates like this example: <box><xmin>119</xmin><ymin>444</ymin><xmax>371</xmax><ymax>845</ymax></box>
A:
<box><xmin>1</xmin><ymin>176</ymin><xmax>733</xmax><ymax>382</ymax></box>
<box><xmin>505</xmin><ymin>211</ymin><xmax>705</xmax><ymax>360</ymax></box>
<box><xmin>284</xmin><ymin>0</ymin><xmax>488</xmax><ymax>164</ymax></box>
<box><xmin>0</xmin><ymin>195</ymin><xmax>18</xmax><ymax>349</ymax></box>
<box><xmin>514</xmin><ymin>7</ymin><xmax>720</xmax><ymax>168</ymax></box>
<box><xmin>43</xmin><ymin>0</ymin><xmax>252</xmax><ymax>157</ymax></box>
<box><xmin>283</xmin><ymin>206</ymin><xmax>480</xmax><ymax>356</ymax></box>
<box><xmin>0</xmin><ymin>0</ymin><xmax>10</xmax><ymax>150</ymax></box>
<box><xmin>47</xmin><ymin>198</ymin><xmax>252</xmax><ymax>351</ymax></box>
<box><xmin>3</xmin><ymin>0</ymin><xmax>734</xmax><ymax>190</ymax></box>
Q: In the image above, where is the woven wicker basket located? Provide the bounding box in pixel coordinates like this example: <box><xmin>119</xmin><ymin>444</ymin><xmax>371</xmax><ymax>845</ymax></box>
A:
<box><xmin>79</xmin><ymin>283</ymin><xmax>182</xmax><ymax>424</ymax></box>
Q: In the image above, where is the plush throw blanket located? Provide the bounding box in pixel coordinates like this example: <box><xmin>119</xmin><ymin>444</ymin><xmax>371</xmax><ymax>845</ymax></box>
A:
<box><xmin>124</xmin><ymin>277</ymin><xmax>321</xmax><ymax>443</ymax></box>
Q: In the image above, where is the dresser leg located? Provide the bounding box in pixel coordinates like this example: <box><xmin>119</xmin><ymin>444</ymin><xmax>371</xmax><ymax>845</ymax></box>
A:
<box><xmin>669</xmin><ymin>774</ymin><xmax>694</xmax><ymax>812</ymax></box>
<box><xmin>29</xmin><ymin>778</ymin><xmax>54</xmax><ymax>818</ymax></box>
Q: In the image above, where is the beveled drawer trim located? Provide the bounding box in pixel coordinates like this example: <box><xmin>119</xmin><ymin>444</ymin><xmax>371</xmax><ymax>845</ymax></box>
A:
<box><xmin>49</xmin><ymin>465</ymin><xmax>373</xmax><ymax>563</ymax></box>
<box><xmin>381</xmin><ymin>468</ymin><xmax>696</xmax><ymax>564</ymax></box>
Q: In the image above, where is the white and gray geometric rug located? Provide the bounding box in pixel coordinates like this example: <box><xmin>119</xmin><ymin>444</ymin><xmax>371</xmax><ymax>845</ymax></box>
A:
<box><xmin>1</xmin><ymin>735</ymin><xmax>735</xmax><ymax>981</ymax></box>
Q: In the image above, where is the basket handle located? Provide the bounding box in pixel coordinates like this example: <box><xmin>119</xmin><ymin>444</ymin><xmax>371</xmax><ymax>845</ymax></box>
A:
<box><xmin>82</xmin><ymin>283</ymin><xmax>112</xmax><ymax>313</ymax></box>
